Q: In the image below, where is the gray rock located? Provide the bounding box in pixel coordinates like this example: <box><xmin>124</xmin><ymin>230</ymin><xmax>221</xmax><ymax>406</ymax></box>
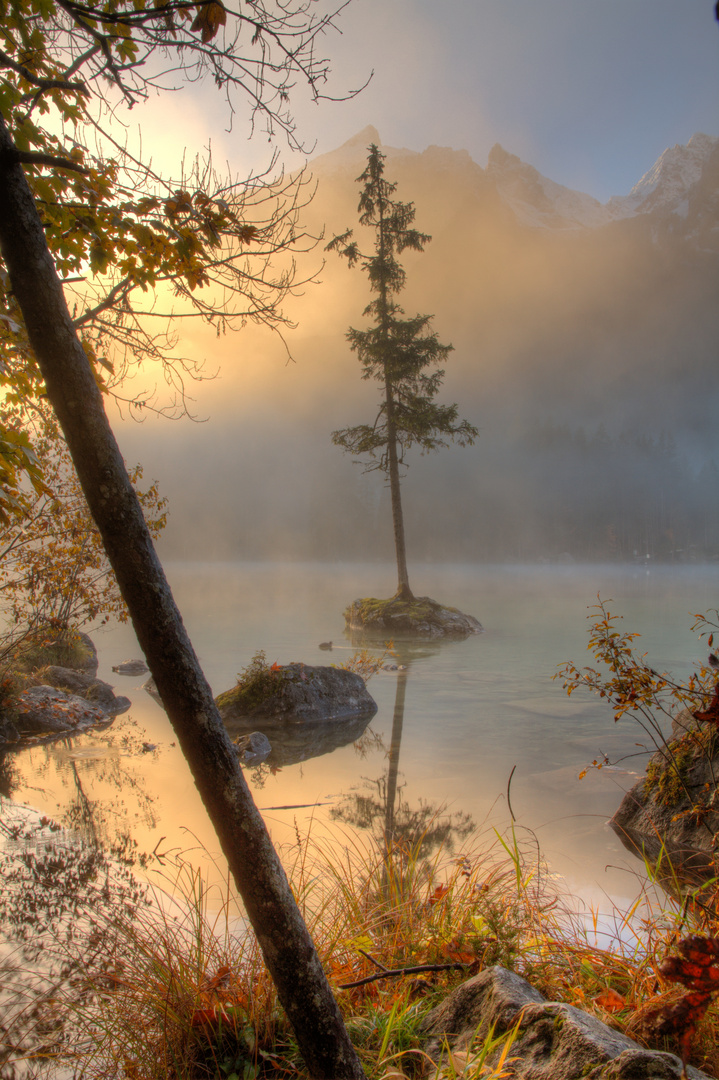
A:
<box><xmin>12</xmin><ymin>686</ymin><xmax>109</xmax><ymax>736</ymax></box>
<box><xmin>34</xmin><ymin>666</ymin><xmax>129</xmax><ymax>715</ymax></box>
<box><xmin>421</xmin><ymin>966</ymin><xmax>711</xmax><ymax>1080</ymax></box>
<box><xmin>112</xmin><ymin>659</ymin><xmax>149</xmax><ymax>676</ymax></box>
<box><xmin>217</xmin><ymin>663</ymin><xmax>377</xmax><ymax>767</ymax></box>
<box><xmin>143</xmin><ymin>676</ymin><xmax>162</xmax><ymax>704</ymax></box>
<box><xmin>216</xmin><ymin>663</ymin><xmax>377</xmax><ymax>724</ymax></box>
<box><xmin>1</xmin><ymin>677</ymin><xmax>130</xmax><ymax>743</ymax></box>
<box><xmin>234</xmin><ymin>731</ymin><xmax>272</xmax><ymax>764</ymax></box>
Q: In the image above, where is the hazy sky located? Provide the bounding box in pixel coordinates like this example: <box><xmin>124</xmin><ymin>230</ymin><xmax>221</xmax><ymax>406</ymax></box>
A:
<box><xmin>301</xmin><ymin>0</ymin><xmax>719</xmax><ymax>200</ymax></box>
<box><xmin>136</xmin><ymin>1</ymin><xmax>719</xmax><ymax>203</ymax></box>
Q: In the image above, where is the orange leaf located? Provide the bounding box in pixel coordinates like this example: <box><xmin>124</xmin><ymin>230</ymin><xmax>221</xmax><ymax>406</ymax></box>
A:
<box><xmin>593</xmin><ymin>987</ymin><xmax>625</xmax><ymax>1013</ymax></box>
<box><xmin>693</xmin><ymin>684</ymin><xmax>719</xmax><ymax>728</ymax></box>
<box><xmin>201</xmin><ymin>964</ymin><xmax>231</xmax><ymax>992</ymax></box>
<box><xmin>270</xmin><ymin>661</ymin><xmax>282</xmax><ymax>671</ymax></box>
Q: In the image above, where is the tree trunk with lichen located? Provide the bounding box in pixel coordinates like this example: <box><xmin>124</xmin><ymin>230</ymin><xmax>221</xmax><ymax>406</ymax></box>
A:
<box><xmin>0</xmin><ymin>113</ymin><xmax>366</xmax><ymax>1080</ymax></box>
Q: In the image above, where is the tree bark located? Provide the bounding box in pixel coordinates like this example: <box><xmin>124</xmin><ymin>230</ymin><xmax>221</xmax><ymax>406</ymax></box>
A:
<box><xmin>384</xmin><ymin>385</ymin><xmax>413</xmax><ymax>601</ymax></box>
<box><xmin>0</xmin><ymin>114</ymin><xmax>365</xmax><ymax>1080</ymax></box>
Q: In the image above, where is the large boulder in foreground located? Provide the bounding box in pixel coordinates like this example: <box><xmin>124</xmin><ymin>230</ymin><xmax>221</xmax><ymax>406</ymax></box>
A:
<box><xmin>421</xmin><ymin>965</ymin><xmax>711</xmax><ymax>1079</ymax></box>
<box><xmin>610</xmin><ymin>710</ymin><xmax>719</xmax><ymax>886</ymax></box>
<box><xmin>345</xmin><ymin>595</ymin><xmax>482</xmax><ymax>638</ymax></box>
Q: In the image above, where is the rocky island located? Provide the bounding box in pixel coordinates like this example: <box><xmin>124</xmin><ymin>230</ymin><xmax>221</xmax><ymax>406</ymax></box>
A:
<box><xmin>345</xmin><ymin>593</ymin><xmax>483</xmax><ymax>638</ymax></box>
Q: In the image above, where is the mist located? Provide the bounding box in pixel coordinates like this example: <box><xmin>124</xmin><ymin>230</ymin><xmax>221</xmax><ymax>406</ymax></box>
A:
<box><xmin>115</xmin><ymin>131</ymin><xmax>719</xmax><ymax>566</ymax></box>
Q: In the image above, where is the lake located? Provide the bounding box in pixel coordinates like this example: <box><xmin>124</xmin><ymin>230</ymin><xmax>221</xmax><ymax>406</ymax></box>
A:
<box><xmin>3</xmin><ymin>561</ymin><xmax>716</xmax><ymax>919</ymax></box>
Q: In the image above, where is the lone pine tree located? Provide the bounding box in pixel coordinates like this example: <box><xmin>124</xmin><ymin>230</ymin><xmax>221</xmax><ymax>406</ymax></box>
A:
<box><xmin>327</xmin><ymin>144</ymin><xmax>477</xmax><ymax>600</ymax></box>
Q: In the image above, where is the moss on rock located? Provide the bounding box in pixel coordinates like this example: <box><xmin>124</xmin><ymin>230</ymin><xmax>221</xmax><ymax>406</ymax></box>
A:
<box><xmin>9</xmin><ymin>628</ymin><xmax>97</xmax><ymax>677</ymax></box>
<box><xmin>344</xmin><ymin>594</ymin><xmax>482</xmax><ymax>638</ymax></box>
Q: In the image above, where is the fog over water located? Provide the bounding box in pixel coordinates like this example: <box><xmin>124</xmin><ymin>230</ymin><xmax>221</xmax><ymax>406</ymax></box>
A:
<box><xmin>115</xmin><ymin>130</ymin><xmax>719</xmax><ymax>566</ymax></box>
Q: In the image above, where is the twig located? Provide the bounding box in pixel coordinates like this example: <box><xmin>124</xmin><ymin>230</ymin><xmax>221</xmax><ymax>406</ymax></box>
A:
<box><xmin>338</xmin><ymin>960</ymin><xmax>468</xmax><ymax>990</ymax></box>
<box><xmin>507</xmin><ymin>764</ymin><xmax>517</xmax><ymax>823</ymax></box>
<box><xmin>358</xmin><ymin>948</ymin><xmax>389</xmax><ymax>972</ymax></box>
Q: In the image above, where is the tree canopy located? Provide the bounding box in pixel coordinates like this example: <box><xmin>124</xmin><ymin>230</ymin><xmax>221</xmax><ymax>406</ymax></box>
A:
<box><xmin>0</xmin><ymin>0</ymin><xmax>359</xmax><ymax>513</ymax></box>
<box><xmin>328</xmin><ymin>144</ymin><xmax>478</xmax><ymax>598</ymax></box>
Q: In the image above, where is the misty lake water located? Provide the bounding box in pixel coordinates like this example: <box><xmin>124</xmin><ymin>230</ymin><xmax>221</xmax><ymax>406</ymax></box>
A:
<box><xmin>4</xmin><ymin>561</ymin><xmax>717</xmax><ymax>918</ymax></box>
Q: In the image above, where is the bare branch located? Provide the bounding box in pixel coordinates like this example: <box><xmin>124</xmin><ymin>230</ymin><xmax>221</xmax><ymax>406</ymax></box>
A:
<box><xmin>0</xmin><ymin>48</ymin><xmax>89</xmax><ymax>96</ymax></box>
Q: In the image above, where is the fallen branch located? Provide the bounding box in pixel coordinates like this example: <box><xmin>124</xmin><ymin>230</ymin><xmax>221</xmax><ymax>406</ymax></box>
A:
<box><xmin>338</xmin><ymin>950</ymin><xmax>469</xmax><ymax>990</ymax></box>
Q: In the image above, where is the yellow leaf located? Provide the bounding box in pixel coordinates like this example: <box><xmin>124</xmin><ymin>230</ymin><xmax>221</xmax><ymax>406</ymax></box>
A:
<box><xmin>191</xmin><ymin>1</ymin><xmax>226</xmax><ymax>43</ymax></box>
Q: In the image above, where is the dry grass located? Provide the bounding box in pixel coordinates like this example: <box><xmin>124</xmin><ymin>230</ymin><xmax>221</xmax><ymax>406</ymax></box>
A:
<box><xmin>7</xmin><ymin>820</ymin><xmax>719</xmax><ymax>1079</ymax></box>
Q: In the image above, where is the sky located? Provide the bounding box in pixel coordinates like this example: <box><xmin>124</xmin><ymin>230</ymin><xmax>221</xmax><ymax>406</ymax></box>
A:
<box><xmin>135</xmin><ymin>0</ymin><xmax>719</xmax><ymax>203</ymax></box>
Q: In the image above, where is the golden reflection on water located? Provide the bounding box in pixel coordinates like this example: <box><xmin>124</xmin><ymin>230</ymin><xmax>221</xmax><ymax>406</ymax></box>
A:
<box><xmin>2</xmin><ymin>562</ymin><xmax>715</xmax><ymax>915</ymax></box>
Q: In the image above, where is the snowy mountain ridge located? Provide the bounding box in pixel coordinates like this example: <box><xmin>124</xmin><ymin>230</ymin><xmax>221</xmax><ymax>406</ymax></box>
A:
<box><xmin>313</xmin><ymin>127</ymin><xmax>719</xmax><ymax>236</ymax></box>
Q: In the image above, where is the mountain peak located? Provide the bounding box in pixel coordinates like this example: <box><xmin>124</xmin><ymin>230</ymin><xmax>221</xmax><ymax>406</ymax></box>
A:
<box><xmin>486</xmin><ymin>142</ymin><xmax>608</xmax><ymax>230</ymax></box>
<box><xmin>337</xmin><ymin>125</ymin><xmax>381</xmax><ymax>151</ymax></box>
<box><xmin>487</xmin><ymin>143</ymin><xmax>519</xmax><ymax>168</ymax></box>
<box><xmin>607</xmin><ymin>132</ymin><xmax>719</xmax><ymax>219</ymax></box>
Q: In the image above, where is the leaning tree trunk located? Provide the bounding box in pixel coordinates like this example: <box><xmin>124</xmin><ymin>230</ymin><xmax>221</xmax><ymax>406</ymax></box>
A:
<box><xmin>0</xmin><ymin>115</ymin><xmax>366</xmax><ymax>1080</ymax></box>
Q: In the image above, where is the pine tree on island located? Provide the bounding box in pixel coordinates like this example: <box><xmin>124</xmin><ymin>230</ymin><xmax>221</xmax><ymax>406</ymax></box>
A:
<box><xmin>327</xmin><ymin>144</ymin><xmax>481</xmax><ymax>636</ymax></box>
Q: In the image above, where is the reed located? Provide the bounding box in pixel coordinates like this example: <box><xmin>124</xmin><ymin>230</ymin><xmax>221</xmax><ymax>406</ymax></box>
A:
<box><xmin>8</xmin><ymin>820</ymin><xmax>719</xmax><ymax>1079</ymax></box>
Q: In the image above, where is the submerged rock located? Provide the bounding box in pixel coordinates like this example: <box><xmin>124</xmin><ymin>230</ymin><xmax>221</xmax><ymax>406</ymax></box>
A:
<box><xmin>345</xmin><ymin>594</ymin><xmax>482</xmax><ymax>638</ymax></box>
<box><xmin>421</xmin><ymin>966</ymin><xmax>711</xmax><ymax>1079</ymax></box>
<box><xmin>233</xmin><ymin>731</ymin><xmax>272</xmax><ymax>764</ymax></box>
<box><xmin>112</xmin><ymin>658</ymin><xmax>149</xmax><ymax>676</ymax></box>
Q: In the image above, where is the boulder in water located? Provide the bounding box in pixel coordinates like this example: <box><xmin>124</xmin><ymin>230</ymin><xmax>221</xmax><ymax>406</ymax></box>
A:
<box><xmin>345</xmin><ymin>594</ymin><xmax>482</xmax><ymax>638</ymax></box>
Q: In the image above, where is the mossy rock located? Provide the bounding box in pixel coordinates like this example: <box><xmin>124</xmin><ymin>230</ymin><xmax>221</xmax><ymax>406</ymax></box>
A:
<box><xmin>216</xmin><ymin>663</ymin><xmax>377</xmax><ymax>724</ymax></box>
<box><xmin>611</xmin><ymin>718</ymin><xmax>719</xmax><ymax>888</ymax></box>
<box><xmin>8</xmin><ymin>628</ymin><xmax>98</xmax><ymax>677</ymax></box>
<box><xmin>344</xmin><ymin>594</ymin><xmax>482</xmax><ymax>638</ymax></box>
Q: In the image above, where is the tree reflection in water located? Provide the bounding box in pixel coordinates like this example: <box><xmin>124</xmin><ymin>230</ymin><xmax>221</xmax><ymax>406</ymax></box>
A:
<box><xmin>332</xmin><ymin>658</ymin><xmax>475</xmax><ymax>863</ymax></box>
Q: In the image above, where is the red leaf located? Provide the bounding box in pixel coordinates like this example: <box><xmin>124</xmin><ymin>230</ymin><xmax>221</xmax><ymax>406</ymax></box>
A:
<box><xmin>190</xmin><ymin>1005</ymin><xmax>230</xmax><ymax>1028</ymax></box>
<box><xmin>428</xmin><ymin>884</ymin><xmax>449</xmax><ymax>905</ymax></box>
<box><xmin>657</xmin><ymin>935</ymin><xmax>719</xmax><ymax>1064</ymax></box>
<box><xmin>693</xmin><ymin>683</ymin><xmax>719</xmax><ymax>728</ymax></box>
